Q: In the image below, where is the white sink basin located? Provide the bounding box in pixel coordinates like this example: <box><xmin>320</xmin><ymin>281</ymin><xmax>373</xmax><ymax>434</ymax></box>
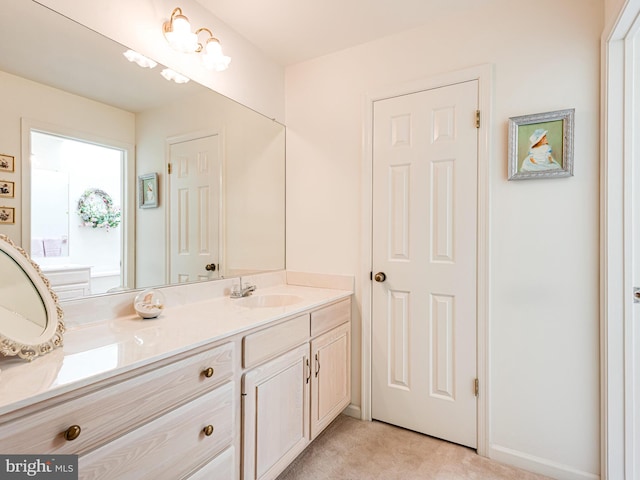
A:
<box><xmin>235</xmin><ymin>294</ymin><xmax>304</xmax><ymax>308</ymax></box>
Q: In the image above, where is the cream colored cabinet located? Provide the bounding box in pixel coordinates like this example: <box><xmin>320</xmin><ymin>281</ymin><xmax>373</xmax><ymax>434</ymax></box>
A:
<box><xmin>187</xmin><ymin>447</ymin><xmax>235</xmax><ymax>480</ymax></box>
<box><xmin>242</xmin><ymin>344</ymin><xmax>310</xmax><ymax>480</ymax></box>
<box><xmin>79</xmin><ymin>382</ymin><xmax>234</xmax><ymax>479</ymax></box>
<box><xmin>311</xmin><ymin>321</ymin><xmax>351</xmax><ymax>439</ymax></box>
<box><xmin>241</xmin><ymin>298</ymin><xmax>351</xmax><ymax>480</ymax></box>
<box><xmin>0</xmin><ymin>293</ymin><xmax>352</xmax><ymax>480</ymax></box>
<box><xmin>0</xmin><ymin>342</ymin><xmax>236</xmax><ymax>480</ymax></box>
<box><xmin>41</xmin><ymin>264</ymin><xmax>91</xmax><ymax>300</ymax></box>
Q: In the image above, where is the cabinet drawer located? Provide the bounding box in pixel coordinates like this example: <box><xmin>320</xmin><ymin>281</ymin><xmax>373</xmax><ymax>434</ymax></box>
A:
<box><xmin>53</xmin><ymin>284</ymin><xmax>90</xmax><ymax>300</ymax></box>
<box><xmin>79</xmin><ymin>381</ymin><xmax>234</xmax><ymax>480</ymax></box>
<box><xmin>187</xmin><ymin>446</ymin><xmax>234</xmax><ymax>480</ymax></box>
<box><xmin>0</xmin><ymin>342</ymin><xmax>234</xmax><ymax>455</ymax></box>
<box><xmin>243</xmin><ymin>314</ymin><xmax>310</xmax><ymax>368</ymax></box>
<box><xmin>311</xmin><ymin>298</ymin><xmax>351</xmax><ymax>337</ymax></box>
<box><xmin>44</xmin><ymin>267</ymin><xmax>90</xmax><ymax>286</ymax></box>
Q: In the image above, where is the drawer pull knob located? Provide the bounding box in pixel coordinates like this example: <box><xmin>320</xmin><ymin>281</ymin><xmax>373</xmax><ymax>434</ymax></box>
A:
<box><xmin>63</xmin><ymin>425</ymin><xmax>82</xmax><ymax>441</ymax></box>
<box><xmin>203</xmin><ymin>367</ymin><xmax>215</xmax><ymax>378</ymax></box>
<box><xmin>203</xmin><ymin>425</ymin><xmax>214</xmax><ymax>436</ymax></box>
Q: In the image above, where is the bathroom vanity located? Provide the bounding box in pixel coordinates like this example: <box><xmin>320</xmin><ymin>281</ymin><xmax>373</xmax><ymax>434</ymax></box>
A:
<box><xmin>0</xmin><ymin>272</ymin><xmax>352</xmax><ymax>480</ymax></box>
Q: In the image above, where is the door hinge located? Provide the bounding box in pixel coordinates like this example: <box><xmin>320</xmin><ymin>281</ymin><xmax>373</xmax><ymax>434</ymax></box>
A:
<box><xmin>475</xmin><ymin>110</ymin><xmax>480</xmax><ymax>129</ymax></box>
<box><xmin>168</xmin><ymin>163</ymin><xmax>172</xmax><ymax>174</ymax></box>
<box><xmin>474</xmin><ymin>378</ymin><xmax>479</xmax><ymax>397</ymax></box>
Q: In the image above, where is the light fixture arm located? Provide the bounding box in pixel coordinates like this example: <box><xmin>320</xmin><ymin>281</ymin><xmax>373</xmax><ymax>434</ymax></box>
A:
<box><xmin>163</xmin><ymin>7</ymin><xmax>183</xmax><ymax>34</ymax></box>
<box><xmin>195</xmin><ymin>27</ymin><xmax>215</xmax><ymax>52</ymax></box>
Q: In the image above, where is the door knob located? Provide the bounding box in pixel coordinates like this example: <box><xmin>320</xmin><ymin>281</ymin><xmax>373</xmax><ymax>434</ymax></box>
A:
<box><xmin>205</xmin><ymin>263</ymin><xmax>216</xmax><ymax>272</ymax></box>
<box><xmin>374</xmin><ymin>272</ymin><xmax>386</xmax><ymax>283</ymax></box>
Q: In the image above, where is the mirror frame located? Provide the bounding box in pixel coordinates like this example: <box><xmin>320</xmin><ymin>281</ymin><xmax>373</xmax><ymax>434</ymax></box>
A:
<box><xmin>0</xmin><ymin>234</ymin><xmax>64</xmax><ymax>360</ymax></box>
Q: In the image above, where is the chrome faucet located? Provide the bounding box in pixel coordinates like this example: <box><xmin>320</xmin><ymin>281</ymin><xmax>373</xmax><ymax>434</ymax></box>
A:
<box><xmin>230</xmin><ymin>277</ymin><xmax>256</xmax><ymax>298</ymax></box>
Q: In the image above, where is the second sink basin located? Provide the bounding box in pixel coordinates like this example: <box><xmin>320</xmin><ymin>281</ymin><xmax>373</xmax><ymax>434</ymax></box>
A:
<box><xmin>234</xmin><ymin>294</ymin><xmax>304</xmax><ymax>308</ymax></box>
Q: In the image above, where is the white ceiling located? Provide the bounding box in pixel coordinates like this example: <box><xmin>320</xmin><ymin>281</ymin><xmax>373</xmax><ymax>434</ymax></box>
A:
<box><xmin>196</xmin><ymin>0</ymin><xmax>478</xmax><ymax>66</ymax></box>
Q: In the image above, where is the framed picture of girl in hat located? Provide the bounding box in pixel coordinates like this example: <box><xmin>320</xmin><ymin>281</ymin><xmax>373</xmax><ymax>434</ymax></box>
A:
<box><xmin>507</xmin><ymin>108</ymin><xmax>574</xmax><ymax>180</ymax></box>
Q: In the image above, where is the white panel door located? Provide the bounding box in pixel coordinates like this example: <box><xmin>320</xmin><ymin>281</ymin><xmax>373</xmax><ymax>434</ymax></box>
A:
<box><xmin>169</xmin><ymin>135</ymin><xmax>221</xmax><ymax>284</ymax></box>
<box><xmin>371</xmin><ymin>80</ymin><xmax>478</xmax><ymax>448</ymax></box>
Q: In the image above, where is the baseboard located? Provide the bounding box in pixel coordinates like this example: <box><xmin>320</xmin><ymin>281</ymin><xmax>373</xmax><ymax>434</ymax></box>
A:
<box><xmin>489</xmin><ymin>444</ymin><xmax>599</xmax><ymax>480</ymax></box>
<box><xmin>342</xmin><ymin>404</ymin><xmax>361</xmax><ymax>419</ymax></box>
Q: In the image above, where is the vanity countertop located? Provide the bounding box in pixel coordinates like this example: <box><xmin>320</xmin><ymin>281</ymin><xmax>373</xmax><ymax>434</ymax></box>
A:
<box><xmin>0</xmin><ymin>282</ymin><xmax>352</xmax><ymax>416</ymax></box>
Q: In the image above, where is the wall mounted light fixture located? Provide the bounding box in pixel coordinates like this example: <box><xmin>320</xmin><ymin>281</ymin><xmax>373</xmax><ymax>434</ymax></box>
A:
<box><xmin>163</xmin><ymin>7</ymin><xmax>231</xmax><ymax>71</ymax></box>
<box><xmin>163</xmin><ymin>7</ymin><xmax>199</xmax><ymax>53</ymax></box>
<box><xmin>195</xmin><ymin>28</ymin><xmax>231</xmax><ymax>72</ymax></box>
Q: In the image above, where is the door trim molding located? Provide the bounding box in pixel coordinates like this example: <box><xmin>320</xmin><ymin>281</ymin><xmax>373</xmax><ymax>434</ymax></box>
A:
<box><xmin>360</xmin><ymin>64</ymin><xmax>493</xmax><ymax>456</ymax></box>
<box><xmin>21</xmin><ymin>118</ymin><xmax>136</xmax><ymax>290</ymax></box>
<box><xmin>602</xmin><ymin>1</ymin><xmax>640</xmax><ymax>477</ymax></box>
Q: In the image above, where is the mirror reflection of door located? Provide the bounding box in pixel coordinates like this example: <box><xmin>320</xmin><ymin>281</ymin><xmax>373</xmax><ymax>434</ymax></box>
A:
<box><xmin>30</xmin><ymin>130</ymin><xmax>126</xmax><ymax>297</ymax></box>
<box><xmin>168</xmin><ymin>134</ymin><xmax>221</xmax><ymax>284</ymax></box>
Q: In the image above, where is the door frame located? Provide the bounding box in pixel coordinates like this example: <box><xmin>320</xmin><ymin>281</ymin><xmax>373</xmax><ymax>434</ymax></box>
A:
<box><xmin>165</xmin><ymin>129</ymin><xmax>225</xmax><ymax>285</ymax></box>
<box><xmin>602</xmin><ymin>1</ymin><xmax>640</xmax><ymax>478</ymax></box>
<box><xmin>360</xmin><ymin>64</ymin><xmax>492</xmax><ymax>456</ymax></box>
<box><xmin>21</xmin><ymin>118</ymin><xmax>135</xmax><ymax>289</ymax></box>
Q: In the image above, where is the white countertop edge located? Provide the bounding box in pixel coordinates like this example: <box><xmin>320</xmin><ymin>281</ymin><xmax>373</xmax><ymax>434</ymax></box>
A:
<box><xmin>0</xmin><ymin>278</ymin><xmax>353</xmax><ymax>416</ymax></box>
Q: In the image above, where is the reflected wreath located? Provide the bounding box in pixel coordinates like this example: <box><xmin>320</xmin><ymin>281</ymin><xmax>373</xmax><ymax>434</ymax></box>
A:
<box><xmin>76</xmin><ymin>188</ymin><xmax>121</xmax><ymax>229</ymax></box>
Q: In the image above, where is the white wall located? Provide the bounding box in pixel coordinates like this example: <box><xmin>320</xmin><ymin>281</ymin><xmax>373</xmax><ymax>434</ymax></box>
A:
<box><xmin>37</xmin><ymin>0</ymin><xmax>285</xmax><ymax>122</ymax></box>
<box><xmin>285</xmin><ymin>0</ymin><xmax>602</xmax><ymax>478</ymax></box>
<box><xmin>605</xmin><ymin>0</ymin><xmax>628</xmax><ymax>32</ymax></box>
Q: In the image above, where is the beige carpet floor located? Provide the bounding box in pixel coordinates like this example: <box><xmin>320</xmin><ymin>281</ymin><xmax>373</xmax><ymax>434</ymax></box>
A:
<box><xmin>276</xmin><ymin>415</ymin><xmax>552</xmax><ymax>480</ymax></box>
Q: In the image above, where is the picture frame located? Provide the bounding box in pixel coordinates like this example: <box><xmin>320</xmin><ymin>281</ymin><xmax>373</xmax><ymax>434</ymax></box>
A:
<box><xmin>138</xmin><ymin>172</ymin><xmax>158</xmax><ymax>208</ymax></box>
<box><xmin>0</xmin><ymin>154</ymin><xmax>14</xmax><ymax>173</ymax></box>
<box><xmin>507</xmin><ymin>108</ymin><xmax>575</xmax><ymax>180</ymax></box>
<box><xmin>0</xmin><ymin>206</ymin><xmax>15</xmax><ymax>224</ymax></box>
<box><xmin>0</xmin><ymin>180</ymin><xmax>14</xmax><ymax>198</ymax></box>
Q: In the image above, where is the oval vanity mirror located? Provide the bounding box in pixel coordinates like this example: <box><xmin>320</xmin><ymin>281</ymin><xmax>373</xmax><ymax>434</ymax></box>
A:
<box><xmin>0</xmin><ymin>234</ymin><xmax>64</xmax><ymax>360</ymax></box>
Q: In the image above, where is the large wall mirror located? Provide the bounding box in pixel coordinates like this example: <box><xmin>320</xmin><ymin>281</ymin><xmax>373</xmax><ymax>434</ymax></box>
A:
<box><xmin>0</xmin><ymin>1</ymin><xmax>285</xmax><ymax>300</ymax></box>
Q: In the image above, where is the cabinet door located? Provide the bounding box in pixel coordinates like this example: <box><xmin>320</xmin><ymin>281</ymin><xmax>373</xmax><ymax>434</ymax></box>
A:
<box><xmin>242</xmin><ymin>344</ymin><xmax>310</xmax><ymax>480</ymax></box>
<box><xmin>311</xmin><ymin>322</ymin><xmax>351</xmax><ymax>439</ymax></box>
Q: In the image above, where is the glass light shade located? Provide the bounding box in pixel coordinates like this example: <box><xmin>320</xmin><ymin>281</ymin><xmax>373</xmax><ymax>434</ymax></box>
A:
<box><xmin>202</xmin><ymin>39</ymin><xmax>231</xmax><ymax>71</ymax></box>
<box><xmin>134</xmin><ymin>288</ymin><xmax>166</xmax><ymax>319</ymax></box>
<box><xmin>165</xmin><ymin>15</ymin><xmax>198</xmax><ymax>53</ymax></box>
<box><xmin>172</xmin><ymin>15</ymin><xmax>191</xmax><ymax>35</ymax></box>
<box><xmin>205</xmin><ymin>39</ymin><xmax>222</xmax><ymax>56</ymax></box>
<box><xmin>161</xmin><ymin>68</ymin><xmax>190</xmax><ymax>84</ymax></box>
<box><xmin>123</xmin><ymin>50</ymin><xmax>157</xmax><ymax>69</ymax></box>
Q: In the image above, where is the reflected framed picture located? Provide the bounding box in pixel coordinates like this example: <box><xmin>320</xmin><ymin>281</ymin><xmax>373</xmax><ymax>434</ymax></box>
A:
<box><xmin>0</xmin><ymin>154</ymin><xmax>14</xmax><ymax>173</ymax></box>
<box><xmin>138</xmin><ymin>172</ymin><xmax>158</xmax><ymax>209</ymax></box>
<box><xmin>507</xmin><ymin>108</ymin><xmax>574</xmax><ymax>180</ymax></box>
<box><xmin>0</xmin><ymin>180</ymin><xmax>14</xmax><ymax>198</ymax></box>
<box><xmin>0</xmin><ymin>206</ymin><xmax>15</xmax><ymax>224</ymax></box>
